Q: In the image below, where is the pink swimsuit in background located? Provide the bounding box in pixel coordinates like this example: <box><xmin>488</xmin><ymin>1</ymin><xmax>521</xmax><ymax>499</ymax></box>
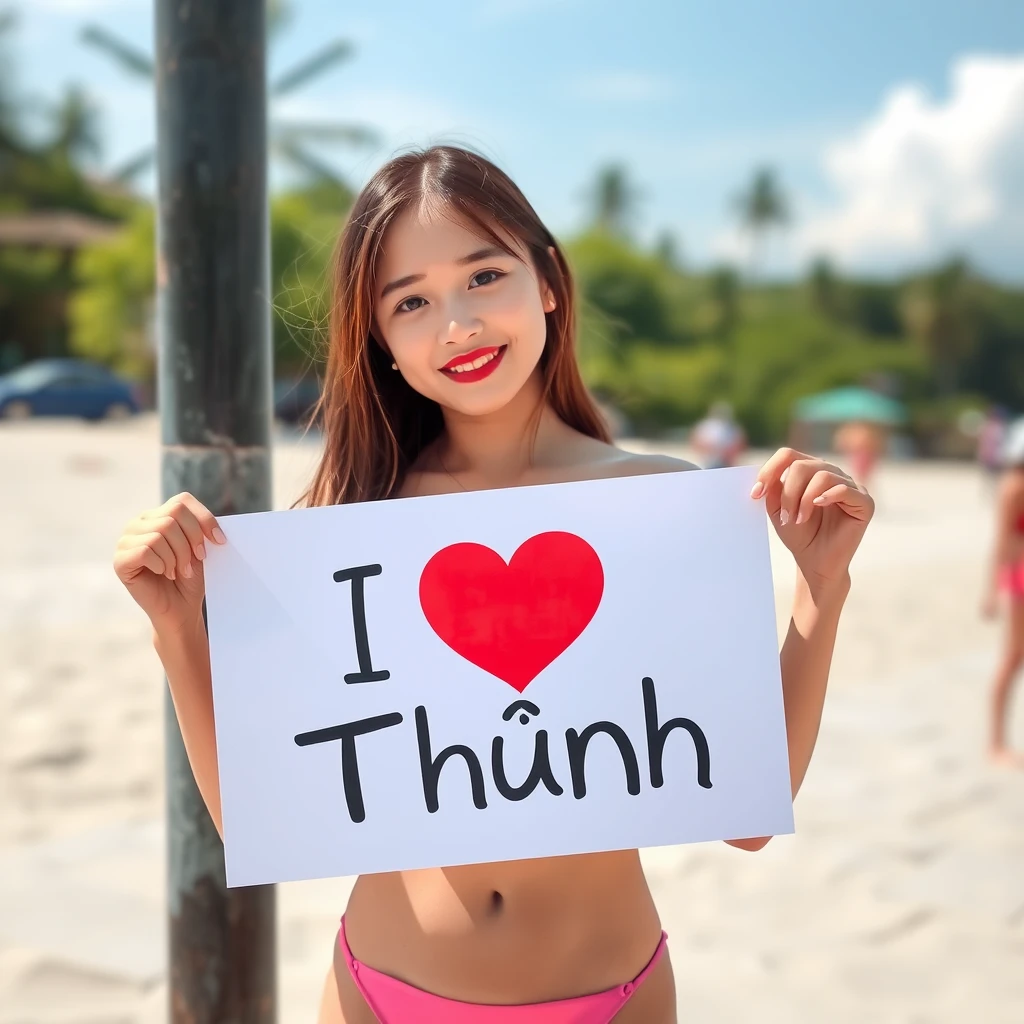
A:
<box><xmin>338</xmin><ymin>916</ymin><xmax>668</xmax><ymax>1024</ymax></box>
<box><xmin>999</xmin><ymin>513</ymin><xmax>1024</xmax><ymax>598</ymax></box>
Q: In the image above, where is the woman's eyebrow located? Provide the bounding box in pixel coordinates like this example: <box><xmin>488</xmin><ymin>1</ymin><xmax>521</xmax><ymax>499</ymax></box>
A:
<box><xmin>379</xmin><ymin>247</ymin><xmax>508</xmax><ymax>300</ymax></box>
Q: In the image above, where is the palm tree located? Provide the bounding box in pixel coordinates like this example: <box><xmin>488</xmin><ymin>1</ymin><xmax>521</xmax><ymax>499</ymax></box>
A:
<box><xmin>709</xmin><ymin>264</ymin><xmax>740</xmax><ymax>338</ymax></box>
<box><xmin>49</xmin><ymin>85</ymin><xmax>102</xmax><ymax>167</ymax></box>
<box><xmin>80</xmin><ymin>0</ymin><xmax>376</xmax><ymax>185</ymax></box>
<box><xmin>808</xmin><ymin>255</ymin><xmax>842</xmax><ymax>318</ymax></box>
<box><xmin>900</xmin><ymin>256</ymin><xmax>978</xmax><ymax>398</ymax></box>
<box><xmin>590</xmin><ymin>164</ymin><xmax>638</xmax><ymax>237</ymax></box>
<box><xmin>654</xmin><ymin>230</ymin><xmax>683</xmax><ymax>271</ymax></box>
<box><xmin>734</xmin><ymin>166</ymin><xmax>789</xmax><ymax>278</ymax></box>
<box><xmin>0</xmin><ymin>6</ymin><xmax>24</xmax><ymax>160</ymax></box>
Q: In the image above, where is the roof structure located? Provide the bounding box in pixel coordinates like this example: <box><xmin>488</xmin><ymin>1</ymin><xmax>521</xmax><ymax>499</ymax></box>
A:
<box><xmin>0</xmin><ymin>211</ymin><xmax>121</xmax><ymax>250</ymax></box>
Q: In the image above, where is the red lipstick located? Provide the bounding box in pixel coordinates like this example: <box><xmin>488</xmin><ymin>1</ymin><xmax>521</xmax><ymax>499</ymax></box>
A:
<box><xmin>439</xmin><ymin>345</ymin><xmax>506</xmax><ymax>383</ymax></box>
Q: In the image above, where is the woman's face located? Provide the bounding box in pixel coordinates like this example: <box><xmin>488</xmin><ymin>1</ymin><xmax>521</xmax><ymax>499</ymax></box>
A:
<box><xmin>374</xmin><ymin>205</ymin><xmax>555</xmax><ymax>417</ymax></box>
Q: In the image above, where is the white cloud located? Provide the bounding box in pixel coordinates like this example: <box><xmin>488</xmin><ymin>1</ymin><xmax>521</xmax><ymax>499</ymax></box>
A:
<box><xmin>794</xmin><ymin>53</ymin><xmax>1024</xmax><ymax>279</ymax></box>
<box><xmin>570</xmin><ymin>72</ymin><xmax>675</xmax><ymax>103</ymax></box>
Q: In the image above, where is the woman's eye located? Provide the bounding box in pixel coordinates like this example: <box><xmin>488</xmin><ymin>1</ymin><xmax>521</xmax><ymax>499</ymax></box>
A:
<box><xmin>470</xmin><ymin>269</ymin><xmax>504</xmax><ymax>288</ymax></box>
<box><xmin>396</xmin><ymin>295</ymin><xmax>427</xmax><ymax>314</ymax></box>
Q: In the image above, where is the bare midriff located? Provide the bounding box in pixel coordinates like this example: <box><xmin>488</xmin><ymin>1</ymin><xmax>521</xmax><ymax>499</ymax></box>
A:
<box><xmin>342</xmin><ymin>848</ymin><xmax>663</xmax><ymax>1004</ymax></box>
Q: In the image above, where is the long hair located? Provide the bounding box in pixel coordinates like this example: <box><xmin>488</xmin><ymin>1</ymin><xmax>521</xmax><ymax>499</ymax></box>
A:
<box><xmin>301</xmin><ymin>145</ymin><xmax>610</xmax><ymax>507</ymax></box>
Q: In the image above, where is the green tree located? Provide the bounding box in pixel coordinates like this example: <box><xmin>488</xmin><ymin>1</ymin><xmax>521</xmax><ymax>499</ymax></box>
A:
<box><xmin>735</xmin><ymin>166</ymin><xmax>789</xmax><ymax>277</ymax></box>
<box><xmin>654</xmin><ymin>230</ymin><xmax>683</xmax><ymax>271</ymax></box>
<box><xmin>588</xmin><ymin>164</ymin><xmax>639</xmax><ymax>237</ymax></box>
<box><xmin>80</xmin><ymin>0</ymin><xmax>376</xmax><ymax>185</ymax></box>
<box><xmin>48</xmin><ymin>85</ymin><xmax>102</xmax><ymax>166</ymax></box>
<box><xmin>567</xmin><ymin>230</ymin><xmax>676</xmax><ymax>356</ymax></box>
<box><xmin>807</xmin><ymin>255</ymin><xmax>842</xmax><ymax>318</ymax></box>
<box><xmin>68</xmin><ymin>205</ymin><xmax>155</xmax><ymax>377</ymax></box>
<box><xmin>0</xmin><ymin>11</ymin><xmax>127</xmax><ymax>366</ymax></box>
<box><xmin>0</xmin><ymin>6</ymin><xmax>21</xmax><ymax>159</ymax></box>
<box><xmin>900</xmin><ymin>257</ymin><xmax>979</xmax><ymax>397</ymax></box>
<box><xmin>69</xmin><ymin>181</ymin><xmax>354</xmax><ymax>380</ymax></box>
<box><xmin>270</xmin><ymin>180</ymin><xmax>351</xmax><ymax>372</ymax></box>
<box><xmin>708</xmin><ymin>264</ymin><xmax>740</xmax><ymax>338</ymax></box>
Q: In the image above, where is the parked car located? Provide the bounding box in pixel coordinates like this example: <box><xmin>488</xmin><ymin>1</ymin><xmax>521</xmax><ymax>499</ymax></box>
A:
<box><xmin>0</xmin><ymin>359</ymin><xmax>141</xmax><ymax>421</ymax></box>
<box><xmin>274</xmin><ymin>374</ymin><xmax>322</xmax><ymax>426</ymax></box>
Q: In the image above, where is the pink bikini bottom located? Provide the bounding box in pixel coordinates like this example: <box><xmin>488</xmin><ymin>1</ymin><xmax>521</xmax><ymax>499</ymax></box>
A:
<box><xmin>338</xmin><ymin>917</ymin><xmax>667</xmax><ymax>1023</ymax></box>
<box><xmin>1000</xmin><ymin>562</ymin><xmax>1024</xmax><ymax>598</ymax></box>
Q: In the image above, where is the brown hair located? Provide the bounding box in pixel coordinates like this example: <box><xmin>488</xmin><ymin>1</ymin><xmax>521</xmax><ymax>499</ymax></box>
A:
<box><xmin>302</xmin><ymin>145</ymin><xmax>610</xmax><ymax>507</ymax></box>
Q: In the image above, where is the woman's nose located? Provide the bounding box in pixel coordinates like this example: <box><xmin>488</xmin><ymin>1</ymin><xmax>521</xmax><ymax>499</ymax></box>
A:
<box><xmin>441</xmin><ymin>309</ymin><xmax>482</xmax><ymax>346</ymax></box>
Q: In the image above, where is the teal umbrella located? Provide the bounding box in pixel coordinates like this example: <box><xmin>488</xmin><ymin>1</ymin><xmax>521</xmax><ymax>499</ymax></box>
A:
<box><xmin>794</xmin><ymin>386</ymin><xmax>906</xmax><ymax>426</ymax></box>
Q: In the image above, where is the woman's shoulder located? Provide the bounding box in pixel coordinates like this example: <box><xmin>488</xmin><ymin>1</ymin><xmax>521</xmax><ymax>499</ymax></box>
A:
<box><xmin>565</xmin><ymin>436</ymin><xmax>700</xmax><ymax>481</ymax></box>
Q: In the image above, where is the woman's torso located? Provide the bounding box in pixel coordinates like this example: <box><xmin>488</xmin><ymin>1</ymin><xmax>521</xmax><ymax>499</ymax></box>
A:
<box><xmin>324</xmin><ymin>433</ymin><xmax>692</xmax><ymax>1019</ymax></box>
<box><xmin>344</xmin><ymin>850</ymin><xmax>662</xmax><ymax>1002</ymax></box>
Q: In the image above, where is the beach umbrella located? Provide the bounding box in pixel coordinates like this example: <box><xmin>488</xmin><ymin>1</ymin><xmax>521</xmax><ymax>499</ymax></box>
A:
<box><xmin>793</xmin><ymin>386</ymin><xmax>907</xmax><ymax>426</ymax></box>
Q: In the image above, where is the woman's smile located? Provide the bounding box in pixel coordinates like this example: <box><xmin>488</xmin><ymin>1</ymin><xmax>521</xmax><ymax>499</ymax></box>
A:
<box><xmin>439</xmin><ymin>344</ymin><xmax>507</xmax><ymax>383</ymax></box>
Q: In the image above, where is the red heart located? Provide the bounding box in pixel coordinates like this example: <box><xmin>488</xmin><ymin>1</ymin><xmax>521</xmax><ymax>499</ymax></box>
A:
<box><xmin>418</xmin><ymin>532</ymin><xmax>604</xmax><ymax>692</ymax></box>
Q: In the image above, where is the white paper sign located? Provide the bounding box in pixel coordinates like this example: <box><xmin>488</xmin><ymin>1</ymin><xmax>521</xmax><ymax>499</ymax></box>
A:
<box><xmin>204</xmin><ymin>466</ymin><xmax>794</xmax><ymax>887</ymax></box>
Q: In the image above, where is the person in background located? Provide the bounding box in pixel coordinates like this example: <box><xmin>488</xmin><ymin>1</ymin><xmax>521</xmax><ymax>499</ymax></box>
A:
<box><xmin>834</xmin><ymin>420</ymin><xmax>884</xmax><ymax>490</ymax></box>
<box><xmin>691</xmin><ymin>401</ymin><xmax>746</xmax><ymax>470</ymax></box>
<box><xmin>977</xmin><ymin>404</ymin><xmax>1009</xmax><ymax>492</ymax></box>
<box><xmin>981</xmin><ymin>420</ymin><xmax>1024</xmax><ymax>768</ymax></box>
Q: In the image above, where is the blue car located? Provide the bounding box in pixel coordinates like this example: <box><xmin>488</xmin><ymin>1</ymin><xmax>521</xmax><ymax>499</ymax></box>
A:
<box><xmin>0</xmin><ymin>359</ymin><xmax>141</xmax><ymax>421</ymax></box>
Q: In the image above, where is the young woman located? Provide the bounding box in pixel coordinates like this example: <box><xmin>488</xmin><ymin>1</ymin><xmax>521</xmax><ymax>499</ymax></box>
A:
<box><xmin>114</xmin><ymin>146</ymin><xmax>874</xmax><ymax>1023</ymax></box>
<box><xmin>982</xmin><ymin>421</ymin><xmax>1024</xmax><ymax>768</ymax></box>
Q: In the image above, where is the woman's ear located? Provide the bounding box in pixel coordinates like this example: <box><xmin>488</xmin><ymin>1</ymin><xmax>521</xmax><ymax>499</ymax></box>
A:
<box><xmin>543</xmin><ymin>246</ymin><xmax>558</xmax><ymax>312</ymax></box>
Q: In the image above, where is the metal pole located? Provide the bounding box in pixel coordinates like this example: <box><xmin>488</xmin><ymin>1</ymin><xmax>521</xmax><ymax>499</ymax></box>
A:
<box><xmin>155</xmin><ymin>2</ymin><xmax>275</xmax><ymax>1020</ymax></box>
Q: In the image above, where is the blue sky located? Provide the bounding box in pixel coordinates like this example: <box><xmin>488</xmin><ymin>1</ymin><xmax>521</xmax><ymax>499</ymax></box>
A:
<box><xmin>18</xmin><ymin>0</ymin><xmax>1024</xmax><ymax>280</ymax></box>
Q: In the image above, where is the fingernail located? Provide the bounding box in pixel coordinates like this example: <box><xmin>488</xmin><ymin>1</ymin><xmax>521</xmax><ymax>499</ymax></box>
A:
<box><xmin>795</xmin><ymin>511</ymin><xmax>805</xmax><ymax>525</ymax></box>
<box><xmin>779</xmin><ymin>509</ymin><xmax>790</xmax><ymax>526</ymax></box>
<box><xmin>194</xmin><ymin>544</ymin><xmax>206</xmax><ymax>560</ymax></box>
<box><xmin>750</xmin><ymin>481</ymin><xmax>764</xmax><ymax>499</ymax></box>
<box><xmin>213</xmin><ymin>528</ymin><xmax>227</xmax><ymax>544</ymax></box>
<box><xmin>183</xmin><ymin>562</ymin><xmax>193</xmax><ymax>579</ymax></box>
<box><xmin>812</xmin><ymin>495</ymin><xmax>826</xmax><ymax>505</ymax></box>
<box><xmin>168</xmin><ymin>567</ymin><xmax>176</xmax><ymax>580</ymax></box>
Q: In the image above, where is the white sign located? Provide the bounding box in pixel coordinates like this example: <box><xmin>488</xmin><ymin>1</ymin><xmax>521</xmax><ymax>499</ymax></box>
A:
<box><xmin>204</xmin><ymin>466</ymin><xmax>794</xmax><ymax>887</ymax></box>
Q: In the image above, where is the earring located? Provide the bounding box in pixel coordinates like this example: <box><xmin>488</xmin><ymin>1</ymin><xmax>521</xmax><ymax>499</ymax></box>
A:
<box><xmin>391</xmin><ymin>362</ymin><xmax>398</xmax><ymax>370</ymax></box>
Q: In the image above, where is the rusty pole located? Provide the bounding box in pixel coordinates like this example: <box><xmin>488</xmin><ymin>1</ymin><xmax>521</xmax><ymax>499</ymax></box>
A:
<box><xmin>154</xmin><ymin>1</ymin><xmax>276</xmax><ymax>1019</ymax></box>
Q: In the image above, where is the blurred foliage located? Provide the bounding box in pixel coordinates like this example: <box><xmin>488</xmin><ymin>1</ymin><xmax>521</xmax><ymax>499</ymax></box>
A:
<box><xmin>68</xmin><ymin>182</ymin><xmax>352</xmax><ymax>379</ymax></box>
<box><xmin>269</xmin><ymin>180</ymin><xmax>350</xmax><ymax>373</ymax></box>
<box><xmin>79</xmin><ymin>0</ymin><xmax>375</xmax><ymax>186</ymax></box>
<box><xmin>566</xmin><ymin>206</ymin><xmax>1021</xmax><ymax>446</ymax></box>
<box><xmin>68</xmin><ymin>204</ymin><xmax>154</xmax><ymax>377</ymax></box>
<box><xmin>1</xmin><ymin>10</ymin><xmax>1023</xmax><ymax>455</ymax></box>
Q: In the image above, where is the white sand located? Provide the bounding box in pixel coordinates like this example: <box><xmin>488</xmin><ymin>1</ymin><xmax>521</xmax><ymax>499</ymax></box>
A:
<box><xmin>1</xmin><ymin>416</ymin><xmax>1022</xmax><ymax>1023</ymax></box>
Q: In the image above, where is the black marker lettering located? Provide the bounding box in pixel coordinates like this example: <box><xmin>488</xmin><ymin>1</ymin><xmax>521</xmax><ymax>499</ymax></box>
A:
<box><xmin>643</xmin><ymin>676</ymin><xmax>712</xmax><ymax>789</ymax></box>
<box><xmin>333</xmin><ymin>564</ymin><xmax>390</xmax><ymax>684</ymax></box>
<box><xmin>415</xmin><ymin>705</ymin><xmax>488</xmax><ymax>813</ymax></box>
<box><xmin>294</xmin><ymin>713</ymin><xmax>403</xmax><ymax>823</ymax></box>
<box><xmin>565</xmin><ymin>721</ymin><xmax>641</xmax><ymax>799</ymax></box>
<box><xmin>491</xmin><ymin>730</ymin><xmax>564</xmax><ymax>801</ymax></box>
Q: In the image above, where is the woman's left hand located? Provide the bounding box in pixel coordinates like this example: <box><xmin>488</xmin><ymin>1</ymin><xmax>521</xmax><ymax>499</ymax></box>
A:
<box><xmin>751</xmin><ymin>448</ymin><xmax>875</xmax><ymax>591</ymax></box>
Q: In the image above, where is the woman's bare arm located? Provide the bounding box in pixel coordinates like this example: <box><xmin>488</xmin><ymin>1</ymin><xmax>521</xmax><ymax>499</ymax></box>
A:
<box><xmin>154</xmin><ymin>619</ymin><xmax>224</xmax><ymax>838</ymax></box>
<box><xmin>724</xmin><ymin>572</ymin><xmax>847</xmax><ymax>852</ymax></box>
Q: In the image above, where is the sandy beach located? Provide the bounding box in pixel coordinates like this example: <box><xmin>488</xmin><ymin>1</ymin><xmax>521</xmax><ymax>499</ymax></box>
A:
<box><xmin>1</xmin><ymin>415</ymin><xmax>1023</xmax><ymax>1023</ymax></box>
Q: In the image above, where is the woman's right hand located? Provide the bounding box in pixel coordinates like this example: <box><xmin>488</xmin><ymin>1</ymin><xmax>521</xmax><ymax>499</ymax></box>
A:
<box><xmin>113</xmin><ymin>492</ymin><xmax>226</xmax><ymax>636</ymax></box>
